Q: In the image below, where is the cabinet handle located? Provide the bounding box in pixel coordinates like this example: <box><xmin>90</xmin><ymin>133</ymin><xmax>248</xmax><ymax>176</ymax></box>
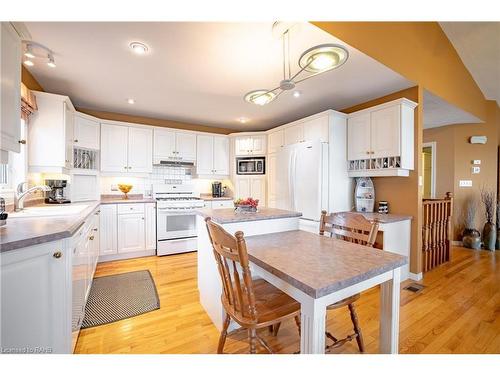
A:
<box><xmin>53</xmin><ymin>251</ymin><xmax>62</xmax><ymax>259</ymax></box>
<box><xmin>124</xmin><ymin>166</ymin><xmax>127</xmax><ymax>169</ymax></box>
<box><xmin>89</xmin><ymin>236</ymin><xmax>94</xmax><ymax>241</ymax></box>
<box><xmin>366</xmin><ymin>151</ymin><xmax>370</xmax><ymax>155</ymax></box>
<box><xmin>18</xmin><ymin>139</ymin><xmax>26</xmax><ymax>144</ymax></box>
<box><xmin>74</xmin><ymin>139</ymin><xmax>78</xmax><ymax>143</ymax></box>
<box><xmin>93</xmin><ymin>228</ymin><xmax>98</xmax><ymax>232</ymax></box>
<box><xmin>141</xmin><ymin>217</ymin><xmax>145</xmax><ymax>220</ymax></box>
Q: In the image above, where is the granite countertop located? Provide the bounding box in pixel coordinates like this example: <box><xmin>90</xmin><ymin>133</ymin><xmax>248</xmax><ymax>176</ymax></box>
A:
<box><xmin>100</xmin><ymin>195</ymin><xmax>156</xmax><ymax>204</ymax></box>
<box><xmin>200</xmin><ymin>194</ymin><xmax>233</xmax><ymax>201</ymax></box>
<box><xmin>340</xmin><ymin>211</ymin><xmax>413</xmax><ymax>224</ymax></box>
<box><xmin>245</xmin><ymin>230</ymin><xmax>407</xmax><ymax>298</ymax></box>
<box><xmin>195</xmin><ymin>207</ymin><xmax>302</xmax><ymax>224</ymax></box>
<box><xmin>0</xmin><ymin>201</ymin><xmax>101</xmax><ymax>253</ymax></box>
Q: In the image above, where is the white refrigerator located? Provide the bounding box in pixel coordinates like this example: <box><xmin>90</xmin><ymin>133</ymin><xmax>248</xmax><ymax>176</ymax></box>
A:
<box><xmin>275</xmin><ymin>140</ymin><xmax>329</xmax><ymax>221</ymax></box>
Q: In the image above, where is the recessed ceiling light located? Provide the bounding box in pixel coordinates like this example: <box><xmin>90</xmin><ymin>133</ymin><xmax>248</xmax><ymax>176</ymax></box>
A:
<box><xmin>237</xmin><ymin>117</ymin><xmax>250</xmax><ymax>124</ymax></box>
<box><xmin>23</xmin><ymin>57</ymin><xmax>34</xmax><ymax>67</ymax></box>
<box><xmin>244</xmin><ymin>90</ymin><xmax>276</xmax><ymax>106</ymax></box>
<box><xmin>293</xmin><ymin>90</ymin><xmax>301</xmax><ymax>98</ymax></box>
<box><xmin>127</xmin><ymin>98</ymin><xmax>135</xmax><ymax>104</ymax></box>
<box><xmin>129</xmin><ymin>42</ymin><xmax>149</xmax><ymax>55</ymax></box>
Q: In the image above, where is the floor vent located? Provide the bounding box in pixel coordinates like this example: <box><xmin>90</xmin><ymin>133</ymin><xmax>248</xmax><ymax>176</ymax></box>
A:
<box><xmin>404</xmin><ymin>283</ymin><xmax>425</xmax><ymax>293</ymax></box>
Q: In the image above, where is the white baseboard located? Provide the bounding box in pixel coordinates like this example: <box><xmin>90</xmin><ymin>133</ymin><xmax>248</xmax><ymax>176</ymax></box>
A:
<box><xmin>98</xmin><ymin>249</ymin><xmax>156</xmax><ymax>263</ymax></box>
<box><xmin>409</xmin><ymin>272</ymin><xmax>423</xmax><ymax>281</ymax></box>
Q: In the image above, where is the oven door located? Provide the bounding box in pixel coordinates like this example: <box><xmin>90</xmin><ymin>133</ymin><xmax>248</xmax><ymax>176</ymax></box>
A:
<box><xmin>157</xmin><ymin>208</ymin><xmax>197</xmax><ymax>240</ymax></box>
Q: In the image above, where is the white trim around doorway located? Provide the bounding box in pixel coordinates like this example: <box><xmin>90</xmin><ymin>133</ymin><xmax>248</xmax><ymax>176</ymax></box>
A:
<box><xmin>422</xmin><ymin>141</ymin><xmax>437</xmax><ymax>199</ymax></box>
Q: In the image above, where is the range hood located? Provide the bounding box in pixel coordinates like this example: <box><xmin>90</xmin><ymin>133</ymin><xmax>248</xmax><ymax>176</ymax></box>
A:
<box><xmin>153</xmin><ymin>157</ymin><xmax>195</xmax><ymax>167</ymax></box>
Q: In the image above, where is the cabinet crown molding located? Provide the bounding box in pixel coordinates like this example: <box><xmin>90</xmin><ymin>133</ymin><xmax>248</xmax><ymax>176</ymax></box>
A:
<box><xmin>346</xmin><ymin>97</ymin><xmax>418</xmax><ymax>118</ymax></box>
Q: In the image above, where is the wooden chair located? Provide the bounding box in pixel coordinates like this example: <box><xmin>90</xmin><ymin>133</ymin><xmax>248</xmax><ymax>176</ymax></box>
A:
<box><xmin>319</xmin><ymin>211</ymin><xmax>380</xmax><ymax>353</ymax></box>
<box><xmin>205</xmin><ymin>217</ymin><xmax>301</xmax><ymax>354</ymax></box>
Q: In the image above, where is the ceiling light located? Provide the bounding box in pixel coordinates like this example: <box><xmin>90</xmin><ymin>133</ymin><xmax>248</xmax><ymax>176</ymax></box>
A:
<box><xmin>23</xmin><ymin>57</ymin><xmax>34</xmax><ymax>67</ymax></box>
<box><xmin>244</xmin><ymin>90</ymin><xmax>277</xmax><ymax>106</ymax></box>
<box><xmin>243</xmin><ymin>26</ymin><xmax>349</xmax><ymax>105</ymax></box>
<box><xmin>127</xmin><ymin>98</ymin><xmax>135</xmax><ymax>104</ymax></box>
<box><xmin>24</xmin><ymin>44</ymin><xmax>35</xmax><ymax>59</ymax></box>
<box><xmin>237</xmin><ymin>117</ymin><xmax>250</xmax><ymax>124</ymax></box>
<box><xmin>47</xmin><ymin>55</ymin><xmax>56</xmax><ymax>68</ymax></box>
<box><xmin>129</xmin><ymin>42</ymin><xmax>149</xmax><ymax>55</ymax></box>
<box><xmin>299</xmin><ymin>44</ymin><xmax>349</xmax><ymax>73</ymax></box>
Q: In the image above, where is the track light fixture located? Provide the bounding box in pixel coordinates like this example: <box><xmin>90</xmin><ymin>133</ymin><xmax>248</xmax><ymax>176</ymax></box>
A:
<box><xmin>21</xmin><ymin>40</ymin><xmax>57</xmax><ymax>68</ymax></box>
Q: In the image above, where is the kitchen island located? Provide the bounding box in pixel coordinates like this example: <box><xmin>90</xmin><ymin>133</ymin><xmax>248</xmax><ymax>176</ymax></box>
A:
<box><xmin>195</xmin><ymin>207</ymin><xmax>302</xmax><ymax>330</ymax></box>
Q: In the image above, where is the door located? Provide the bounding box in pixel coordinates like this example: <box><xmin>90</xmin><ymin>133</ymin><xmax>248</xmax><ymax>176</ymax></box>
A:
<box><xmin>64</xmin><ymin>103</ymin><xmax>75</xmax><ymax>169</ymax></box>
<box><xmin>117</xmin><ymin>213</ymin><xmax>145</xmax><ymax>253</ymax></box>
<box><xmin>303</xmin><ymin>116</ymin><xmax>329</xmax><ymax>143</ymax></box>
<box><xmin>213</xmin><ymin>136</ymin><xmax>229</xmax><ymax>175</ymax></box>
<box><xmin>175</xmin><ymin>132</ymin><xmax>197</xmax><ymax>160</ymax></box>
<box><xmin>99</xmin><ymin>204</ymin><xmax>117</xmax><ymax>256</ymax></box>
<box><xmin>100</xmin><ymin>124</ymin><xmax>128</xmax><ymax>172</ymax></box>
<box><xmin>235</xmin><ymin>137</ymin><xmax>251</xmax><ymax>156</ymax></box>
<box><xmin>250</xmin><ymin>177</ymin><xmax>266</xmax><ymax>206</ymax></box>
<box><xmin>1</xmin><ymin>242</ymin><xmax>70</xmax><ymax>353</ymax></box>
<box><xmin>0</xmin><ymin>22</ymin><xmax>21</xmax><ymax>153</ymax></box>
<box><xmin>268</xmin><ymin>130</ymin><xmax>284</xmax><ymax>154</ymax></box>
<box><xmin>128</xmin><ymin>127</ymin><xmax>153</xmax><ymax>173</ymax></box>
<box><xmin>267</xmin><ymin>153</ymin><xmax>277</xmax><ymax>207</ymax></box>
<box><xmin>347</xmin><ymin>113</ymin><xmax>371</xmax><ymax>160</ymax></box>
<box><xmin>74</xmin><ymin>115</ymin><xmax>100</xmax><ymax>149</ymax></box>
<box><xmin>196</xmin><ymin>135</ymin><xmax>214</xmax><ymax>175</ymax></box>
<box><xmin>235</xmin><ymin>177</ymin><xmax>251</xmax><ymax>199</ymax></box>
<box><xmin>284</xmin><ymin>124</ymin><xmax>304</xmax><ymax>145</ymax></box>
<box><xmin>153</xmin><ymin>129</ymin><xmax>176</xmax><ymax>159</ymax></box>
<box><xmin>370</xmin><ymin>105</ymin><xmax>401</xmax><ymax>158</ymax></box>
<box><xmin>145</xmin><ymin>203</ymin><xmax>156</xmax><ymax>250</ymax></box>
<box><xmin>250</xmin><ymin>136</ymin><xmax>266</xmax><ymax>155</ymax></box>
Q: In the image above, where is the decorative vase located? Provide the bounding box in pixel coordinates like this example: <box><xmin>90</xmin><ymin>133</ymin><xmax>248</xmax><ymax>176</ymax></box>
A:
<box><xmin>482</xmin><ymin>221</ymin><xmax>496</xmax><ymax>251</ymax></box>
<box><xmin>462</xmin><ymin>228</ymin><xmax>481</xmax><ymax>250</ymax></box>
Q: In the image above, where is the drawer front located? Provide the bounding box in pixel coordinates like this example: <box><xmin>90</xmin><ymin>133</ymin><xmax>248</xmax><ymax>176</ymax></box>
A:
<box><xmin>211</xmin><ymin>200</ymin><xmax>233</xmax><ymax>209</ymax></box>
<box><xmin>117</xmin><ymin>203</ymin><xmax>145</xmax><ymax>215</ymax></box>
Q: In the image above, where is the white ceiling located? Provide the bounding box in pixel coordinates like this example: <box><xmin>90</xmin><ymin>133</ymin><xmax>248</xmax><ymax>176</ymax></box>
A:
<box><xmin>423</xmin><ymin>90</ymin><xmax>482</xmax><ymax>129</ymax></box>
<box><xmin>440</xmin><ymin>22</ymin><xmax>500</xmax><ymax>105</ymax></box>
<box><xmin>23</xmin><ymin>22</ymin><xmax>414</xmax><ymax>131</ymax></box>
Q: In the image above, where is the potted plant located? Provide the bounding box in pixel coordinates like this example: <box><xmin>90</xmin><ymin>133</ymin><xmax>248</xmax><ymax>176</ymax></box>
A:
<box><xmin>480</xmin><ymin>187</ymin><xmax>496</xmax><ymax>251</ymax></box>
<box><xmin>461</xmin><ymin>196</ymin><xmax>481</xmax><ymax>249</ymax></box>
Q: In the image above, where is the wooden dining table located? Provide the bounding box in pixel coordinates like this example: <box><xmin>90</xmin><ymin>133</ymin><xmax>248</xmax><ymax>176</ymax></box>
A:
<box><xmin>244</xmin><ymin>230</ymin><xmax>407</xmax><ymax>354</ymax></box>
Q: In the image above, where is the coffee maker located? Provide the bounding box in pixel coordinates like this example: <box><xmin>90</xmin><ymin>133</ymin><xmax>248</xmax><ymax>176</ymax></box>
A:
<box><xmin>211</xmin><ymin>181</ymin><xmax>223</xmax><ymax>198</ymax></box>
<box><xmin>45</xmin><ymin>179</ymin><xmax>71</xmax><ymax>204</ymax></box>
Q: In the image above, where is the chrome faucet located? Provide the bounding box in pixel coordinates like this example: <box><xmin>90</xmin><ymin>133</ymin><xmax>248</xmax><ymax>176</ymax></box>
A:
<box><xmin>14</xmin><ymin>182</ymin><xmax>52</xmax><ymax>212</ymax></box>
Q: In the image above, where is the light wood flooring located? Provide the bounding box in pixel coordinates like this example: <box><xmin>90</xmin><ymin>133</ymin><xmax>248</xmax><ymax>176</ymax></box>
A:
<box><xmin>75</xmin><ymin>247</ymin><xmax>500</xmax><ymax>354</ymax></box>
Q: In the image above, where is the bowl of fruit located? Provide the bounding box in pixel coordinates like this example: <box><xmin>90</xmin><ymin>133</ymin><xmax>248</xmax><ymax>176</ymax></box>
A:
<box><xmin>234</xmin><ymin>197</ymin><xmax>259</xmax><ymax>213</ymax></box>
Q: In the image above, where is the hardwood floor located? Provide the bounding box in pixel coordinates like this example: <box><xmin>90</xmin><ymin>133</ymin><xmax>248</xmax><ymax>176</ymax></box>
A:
<box><xmin>75</xmin><ymin>247</ymin><xmax>500</xmax><ymax>354</ymax></box>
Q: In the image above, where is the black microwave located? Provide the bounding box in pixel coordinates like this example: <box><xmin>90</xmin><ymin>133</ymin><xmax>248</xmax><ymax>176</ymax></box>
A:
<box><xmin>236</xmin><ymin>157</ymin><xmax>265</xmax><ymax>175</ymax></box>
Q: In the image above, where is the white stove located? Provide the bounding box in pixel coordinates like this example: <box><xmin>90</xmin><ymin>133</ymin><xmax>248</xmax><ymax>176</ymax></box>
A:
<box><xmin>154</xmin><ymin>184</ymin><xmax>205</xmax><ymax>256</ymax></box>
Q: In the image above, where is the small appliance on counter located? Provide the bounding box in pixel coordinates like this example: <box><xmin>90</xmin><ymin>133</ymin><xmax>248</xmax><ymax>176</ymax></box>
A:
<box><xmin>355</xmin><ymin>177</ymin><xmax>375</xmax><ymax>212</ymax></box>
<box><xmin>0</xmin><ymin>197</ymin><xmax>7</xmax><ymax>226</ymax></box>
<box><xmin>45</xmin><ymin>179</ymin><xmax>71</xmax><ymax>204</ymax></box>
<box><xmin>378</xmin><ymin>201</ymin><xmax>389</xmax><ymax>214</ymax></box>
<box><xmin>211</xmin><ymin>181</ymin><xmax>223</xmax><ymax>197</ymax></box>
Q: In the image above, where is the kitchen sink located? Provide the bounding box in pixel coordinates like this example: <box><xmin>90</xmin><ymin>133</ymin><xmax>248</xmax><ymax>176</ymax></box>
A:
<box><xmin>9</xmin><ymin>204</ymin><xmax>89</xmax><ymax>218</ymax></box>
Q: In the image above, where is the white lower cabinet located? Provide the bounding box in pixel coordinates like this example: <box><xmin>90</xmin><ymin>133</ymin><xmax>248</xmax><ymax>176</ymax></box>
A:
<box><xmin>234</xmin><ymin>176</ymin><xmax>266</xmax><ymax>206</ymax></box>
<box><xmin>118</xmin><ymin>213</ymin><xmax>146</xmax><ymax>253</ymax></box>
<box><xmin>0</xmin><ymin>206</ymin><xmax>100</xmax><ymax>354</ymax></box>
<box><xmin>145</xmin><ymin>203</ymin><xmax>157</xmax><ymax>250</ymax></box>
<box><xmin>99</xmin><ymin>204</ymin><xmax>117</xmax><ymax>255</ymax></box>
<box><xmin>205</xmin><ymin>200</ymin><xmax>233</xmax><ymax>209</ymax></box>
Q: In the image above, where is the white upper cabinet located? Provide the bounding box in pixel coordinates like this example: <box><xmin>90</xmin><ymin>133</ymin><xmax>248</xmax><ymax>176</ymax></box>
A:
<box><xmin>154</xmin><ymin>129</ymin><xmax>196</xmax><ymax>161</ymax></box>
<box><xmin>1</xmin><ymin>22</ymin><xmax>21</xmax><ymax>153</ymax></box>
<box><xmin>128</xmin><ymin>127</ymin><xmax>153</xmax><ymax>173</ymax></box>
<box><xmin>196</xmin><ymin>135</ymin><xmax>229</xmax><ymax>176</ymax></box>
<box><xmin>346</xmin><ymin>98</ymin><xmax>417</xmax><ymax>177</ymax></box>
<box><xmin>74</xmin><ymin>114</ymin><xmax>100</xmax><ymax>150</ymax></box>
<box><xmin>28</xmin><ymin>92</ymin><xmax>76</xmax><ymax>173</ymax></box>
<box><xmin>234</xmin><ymin>135</ymin><xmax>267</xmax><ymax>156</ymax></box>
<box><xmin>284</xmin><ymin>124</ymin><xmax>304</xmax><ymax>145</ymax></box>
<box><xmin>234</xmin><ymin>176</ymin><xmax>266</xmax><ymax>205</ymax></box>
<box><xmin>303</xmin><ymin>116</ymin><xmax>329</xmax><ymax>143</ymax></box>
<box><xmin>347</xmin><ymin>113</ymin><xmax>371</xmax><ymax>161</ymax></box>
<box><xmin>101</xmin><ymin>124</ymin><xmax>152</xmax><ymax>173</ymax></box>
<box><xmin>100</xmin><ymin>124</ymin><xmax>128</xmax><ymax>172</ymax></box>
<box><xmin>268</xmin><ymin>130</ymin><xmax>284</xmax><ymax>154</ymax></box>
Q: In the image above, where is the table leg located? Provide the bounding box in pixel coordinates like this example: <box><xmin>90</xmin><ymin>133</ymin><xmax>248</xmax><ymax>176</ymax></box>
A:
<box><xmin>379</xmin><ymin>267</ymin><xmax>401</xmax><ymax>353</ymax></box>
<box><xmin>300</xmin><ymin>298</ymin><xmax>326</xmax><ymax>354</ymax></box>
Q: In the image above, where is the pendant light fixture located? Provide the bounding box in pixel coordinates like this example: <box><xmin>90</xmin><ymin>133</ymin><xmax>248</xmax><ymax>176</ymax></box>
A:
<box><xmin>244</xmin><ymin>24</ymin><xmax>348</xmax><ymax>105</ymax></box>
